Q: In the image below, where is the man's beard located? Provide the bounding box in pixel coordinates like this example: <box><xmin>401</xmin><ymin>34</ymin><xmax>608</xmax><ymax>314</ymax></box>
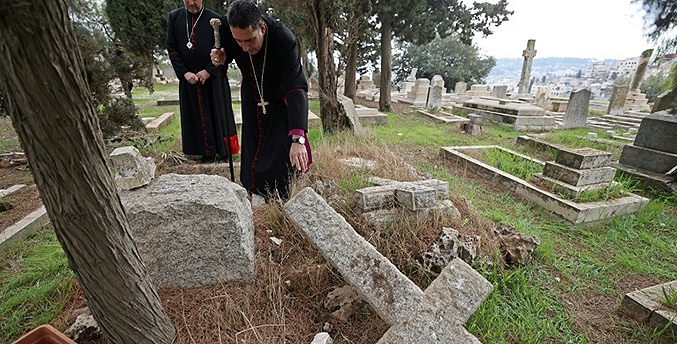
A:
<box><xmin>187</xmin><ymin>5</ymin><xmax>201</xmax><ymax>13</ymax></box>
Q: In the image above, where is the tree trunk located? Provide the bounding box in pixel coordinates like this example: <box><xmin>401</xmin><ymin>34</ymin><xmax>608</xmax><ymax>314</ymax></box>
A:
<box><xmin>344</xmin><ymin>37</ymin><xmax>358</xmax><ymax>99</ymax></box>
<box><xmin>311</xmin><ymin>0</ymin><xmax>350</xmax><ymax>134</ymax></box>
<box><xmin>0</xmin><ymin>2</ymin><xmax>176</xmax><ymax>344</ymax></box>
<box><xmin>379</xmin><ymin>14</ymin><xmax>393</xmax><ymax>112</ymax></box>
<box><xmin>298</xmin><ymin>35</ymin><xmax>309</xmax><ymax>79</ymax></box>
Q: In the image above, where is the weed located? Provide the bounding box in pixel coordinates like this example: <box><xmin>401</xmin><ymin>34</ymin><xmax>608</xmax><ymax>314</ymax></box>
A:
<box><xmin>477</xmin><ymin>148</ymin><xmax>543</xmax><ymax>180</ymax></box>
<box><xmin>661</xmin><ymin>286</ymin><xmax>677</xmax><ymax>310</ymax></box>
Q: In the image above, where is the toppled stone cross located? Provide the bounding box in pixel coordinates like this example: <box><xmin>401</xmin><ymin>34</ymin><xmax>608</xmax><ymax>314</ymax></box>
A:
<box><xmin>284</xmin><ymin>188</ymin><xmax>493</xmax><ymax>343</ymax></box>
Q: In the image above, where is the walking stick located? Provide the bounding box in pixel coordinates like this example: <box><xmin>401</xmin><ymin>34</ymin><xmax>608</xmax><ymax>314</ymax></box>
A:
<box><xmin>210</xmin><ymin>18</ymin><xmax>235</xmax><ymax>182</ymax></box>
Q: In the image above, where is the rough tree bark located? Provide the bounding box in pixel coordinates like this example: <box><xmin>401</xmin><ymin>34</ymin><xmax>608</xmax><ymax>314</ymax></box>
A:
<box><xmin>344</xmin><ymin>37</ymin><xmax>358</xmax><ymax>99</ymax></box>
<box><xmin>310</xmin><ymin>0</ymin><xmax>350</xmax><ymax>134</ymax></box>
<box><xmin>0</xmin><ymin>1</ymin><xmax>176</xmax><ymax>343</ymax></box>
<box><xmin>379</xmin><ymin>14</ymin><xmax>393</xmax><ymax>112</ymax></box>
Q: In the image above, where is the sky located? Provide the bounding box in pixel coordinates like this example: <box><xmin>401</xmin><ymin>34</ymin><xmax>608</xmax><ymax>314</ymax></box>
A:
<box><xmin>470</xmin><ymin>0</ymin><xmax>653</xmax><ymax>60</ymax></box>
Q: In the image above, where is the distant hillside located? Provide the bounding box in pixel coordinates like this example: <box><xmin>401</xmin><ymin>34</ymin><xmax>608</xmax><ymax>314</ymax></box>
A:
<box><xmin>486</xmin><ymin>57</ymin><xmax>620</xmax><ymax>83</ymax></box>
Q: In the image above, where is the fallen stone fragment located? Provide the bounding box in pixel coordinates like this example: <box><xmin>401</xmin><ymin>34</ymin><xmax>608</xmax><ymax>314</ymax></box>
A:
<box><xmin>324</xmin><ymin>285</ymin><xmax>364</xmax><ymax>322</ymax></box>
<box><xmin>64</xmin><ymin>314</ymin><xmax>100</xmax><ymax>341</ymax></box>
<box><xmin>311</xmin><ymin>332</ymin><xmax>334</xmax><ymax>344</ymax></box>
<box><xmin>109</xmin><ymin>146</ymin><xmax>156</xmax><ymax>190</ymax></box>
<box><xmin>422</xmin><ymin>228</ymin><xmax>460</xmax><ymax>272</ymax></box>
<box><xmin>500</xmin><ymin>233</ymin><xmax>541</xmax><ymax>265</ymax></box>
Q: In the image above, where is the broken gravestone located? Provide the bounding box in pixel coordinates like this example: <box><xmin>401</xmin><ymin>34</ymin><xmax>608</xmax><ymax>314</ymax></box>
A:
<box><xmin>284</xmin><ymin>188</ymin><xmax>493</xmax><ymax>344</ymax></box>
<box><xmin>120</xmin><ymin>173</ymin><xmax>255</xmax><ymax>288</ymax></box>
<box><xmin>324</xmin><ymin>285</ymin><xmax>365</xmax><ymax>322</ymax></box>
<box><xmin>492</xmin><ymin>222</ymin><xmax>541</xmax><ymax>265</ymax></box>
<box><xmin>109</xmin><ymin>146</ymin><xmax>156</xmax><ymax>190</ymax></box>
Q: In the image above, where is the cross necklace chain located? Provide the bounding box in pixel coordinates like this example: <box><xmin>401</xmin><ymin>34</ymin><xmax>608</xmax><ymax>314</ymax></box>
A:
<box><xmin>185</xmin><ymin>6</ymin><xmax>204</xmax><ymax>49</ymax></box>
<box><xmin>249</xmin><ymin>25</ymin><xmax>269</xmax><ymax>114</ymax></box>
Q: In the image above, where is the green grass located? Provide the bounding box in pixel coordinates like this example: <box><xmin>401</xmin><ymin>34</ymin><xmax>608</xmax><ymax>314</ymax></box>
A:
<box><xmin>477</xmin><ymin>148</ymin><xmax>544</xmax><ymax>181</ymax></box>
<box><xmin>0</xmin><ymin>227</ymin><xmax>74</xmax><ymax>343</ymax></box>
<box><xmin>660</xmin><ymin>286</ymin><xmax>677</xmax><ymax>309</ymax></box>
<box><xmin>138</xmin><ymin>105</ymin><xmax>179</xmax><ymax>118</ymax></box>
<box><xmin>573</xmin><ymin>172</ymin><xmax>637</xmax><ymax>203</ymax></box>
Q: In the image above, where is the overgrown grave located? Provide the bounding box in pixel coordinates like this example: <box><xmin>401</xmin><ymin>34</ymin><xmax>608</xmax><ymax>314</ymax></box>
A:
<box><xmin>440</xmin><ymin>141</ymin><xmax>649</xmax><ymax>224</ymax></box>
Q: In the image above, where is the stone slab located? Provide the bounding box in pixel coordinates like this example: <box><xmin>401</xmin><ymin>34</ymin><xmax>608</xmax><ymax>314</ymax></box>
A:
<box><xmin>354</xmin><ymin>185</ymin><xmax>397</xmax><ymax>212</ymax></box>
<box><xmin>532</xmin><ymin>173</ymin><xmax>618</xmax><ymax>199</ymax></box>
<box><xmin>394</xmin><ymin>184</ymin><xmax>437</xmax><ymax>211</ymax></box>
<box><xmin>611</xmin><ymin>162</ymin><xmax>676</xmax><ymax>194</ymax></box>
<box><xmin>146</xmin><ymin>112</ymin><xmax>177</xmax><ymax>133</ymax></box>
<box><xmin>0</xmin><ymin>184</ymin><xmax>25</xmax><ymax>198</ymax></box>
<box><xmin>0</xmin><ymin>206</ymin><xmax>50</xmax><ymax>251</ymax></box>
<box><xmin>416</xmin><ymin>110</ymin><xmax>470</xmax><ymax>126</ymax></box>
<box><xmin>377</xmin><ymin>259</ymin><xmax>492</xmax><ymax>344</ymax></box>
<box><xmin>620</xmin><ymin>280</ymin><xmax>677</xmax><ymax>337</ymax></box>
<box><xmin>619</xmin><ymin>144</ymin><xmax>677</xmax><ymax>174</ymax></box>
<box><xmin>120</xmin><ymin>174</ymin><xmax>255</xmax><ymax>288</ymax></box>
<box><xmin>110</xmin><ymin>146</ymin><xmax>156</xmax><ymax>190</ymax></box>
<box><xmin>157</xmin><ymin>98</ymin><xmax>180</xmax><ymax>106</ymax></box>
<box><xmin>633</xmin><ymin>114</ymin><xmax>677</xmax><ymax>154</ymax></box>
<box><xmin>440</xmin><ymin>146</ymin><xmax>649</xmax><ymax>223</ymax></box>
<box><xmin>555</xmin><ymin>148</ymin><xmax>612</xmax><ymax>170</ymax></box>
<box><xmin>284</xmin><ymin>187</ymin><xmax>426</xmax><ymax>326</ymax></box>
<box><xmin>543</xmin><ymin>162</ymin><xmax>616</xmax><ymax>186</ymax></box>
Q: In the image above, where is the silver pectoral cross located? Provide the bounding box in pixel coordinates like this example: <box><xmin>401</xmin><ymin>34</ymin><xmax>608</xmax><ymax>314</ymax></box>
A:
<box><xmin>258</xmin><ymin>100</ymin><xmax>269</xmax><ymax>114</ymax></box>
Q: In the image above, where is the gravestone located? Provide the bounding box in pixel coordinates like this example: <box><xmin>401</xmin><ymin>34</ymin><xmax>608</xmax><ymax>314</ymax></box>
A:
<box><xmin>651</xmin><ymin>89</ymin><xmax>677</xmax><ymax>113</ymax></box>
<box><xmin>624</xmin><ymin>49</ymin><xmax>653</xmax><ymax>112</ymax></box>
<box><xmin>534</xmin><ymin>87</ymin><xmax>550</xmax><ymax>108</ymax></box>
<box><xmin>109</xmin><ymin>146</ymin><xmax>156</xmax><ymax>190</ymax></box>
<box><xmin>372</xmin><ymin>71</ymin><xmax>381</xmax><ymax>89</ymax></box>
<box><xmin>309</xmin><ymin>77</ymin><xmax>320</xmax><ymax>98</ymax></box>
<box><xmin>401</xmin><ymin>68</ymin><xmax>418</xmax><ymax>94</ymax></box>
<box><xmin>358</xmin><ymin>74</ymin><xmax>375</xmax><ymax>90</ymax></box>
<box><xmin>561</xmin><ymin>89</ymin><xmax>591</xmax><ymax>129</ymax></box>
<box><xmin>619</xmin><ymin>114</ymin><xmax>677</xmax><ymax>175</ymax></box>
<box><xmin>426</xmin><ymin>76</ymin><xmax>444</xmax><ymax>110</ymax></box>
<box><xmin>405</xmin><ymin>78</ymin><xmax>431</xmax><ymax>107</ymax></box>
<box><xmin>620</xmin><ymin>280</ymin><xmax>677</xmax><ymax>337</ymax></box>
<box><xmin>284</xmin><ymin>188</ymin><xmax>493</xmax><ymax>344</ymax></box>
<box><xmin>454</xmin><ymin>82</ymin><xmax>468</xmax><ymax>95</ymax></box>
<box><xmin>518</xmin><ymin>40</ymin><xmax>537</xmax><ymax>95</ymax></box>
<box><xmin>120</xmin><ymin>173</ymin><xmax>255</xmax><ymax>288</ymax></box>
<box><xmin>491</xmin><ymin>85</ymin><xmax>508</xmax><ymax>99</ymax></box>
<box><xmin>607</xmin><ymin>85</ymin><xmax>629</xmax><ymax>115</ymax></box>
<box><xmin>338</xmin><ymin>95</ymin><xmax>365</xmax><ymax>135</ymax></box>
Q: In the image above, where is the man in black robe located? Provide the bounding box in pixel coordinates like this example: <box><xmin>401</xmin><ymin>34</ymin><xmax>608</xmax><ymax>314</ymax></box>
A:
<box><xmin>167</xmin><ymin>0</ymin><xmax>239</xmax><ymax>161</ymax></box>
<box><xmin>211</xmin><ymin>0</ymin><xmax>311</xmax><ymax>199</ymax></box>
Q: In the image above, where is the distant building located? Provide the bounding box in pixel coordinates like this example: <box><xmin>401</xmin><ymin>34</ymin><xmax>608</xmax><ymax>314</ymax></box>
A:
<box><xmin>610</xmin><ymin>57</ymin><xmax>639</xmax><ymax>79</ymax></box>
<box><xmin>583</xmin><ymin>62</ymin><xmax>611</xmax><ymax>80</ymax></box>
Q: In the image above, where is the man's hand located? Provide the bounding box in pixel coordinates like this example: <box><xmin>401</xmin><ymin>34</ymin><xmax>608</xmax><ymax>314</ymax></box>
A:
<box><xmin>196</xmin><ymin>70</ymin><xmax>210</xmax><ymax>84</ymax></box>
<box><xmin>290</xmin><ymin>137</ymin><xmax>308</xmax><ymax>173</ymax></box>
<box><xmin>211</xmin><ymin>48</ymin><xmax>226</xmax><ymax>66</ymax></box>
<box><xmin>184</xmin><ymin>71</ymin><xmax>198</xmax><ymax>85</ymax></box>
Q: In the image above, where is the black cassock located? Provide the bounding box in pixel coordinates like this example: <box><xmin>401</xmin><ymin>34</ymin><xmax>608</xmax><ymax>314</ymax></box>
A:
<box><xmin>220</xmin><ymin>15</ymin><xmax>310</xmax><ymax>198</ymax></box>
<box><xmin>167</xmin><ymin>7</ymin><xmax>239</xmax><ymax>157</ymax></box>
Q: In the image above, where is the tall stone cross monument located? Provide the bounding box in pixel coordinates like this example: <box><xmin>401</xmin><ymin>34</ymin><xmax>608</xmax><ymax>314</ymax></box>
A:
<box><xmin>518</xmin><ymin>40</ymin><xmax>537</xmax><ymax>95</ymax></box>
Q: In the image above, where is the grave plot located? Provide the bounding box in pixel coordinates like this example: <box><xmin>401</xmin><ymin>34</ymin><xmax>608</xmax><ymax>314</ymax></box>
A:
<box><xmin>0</xmin><ymin>164</ymin><xmax>50</xmax><ymax>250</ymax></box>
<box><xmin>620</xmin><ymin>280</ymin><xmax>677</xmax><ymax>338</ymax></box>
<box><xmin>415</xmin><ymin>109</ymin><xmax>470</xmax><ymax>126</ymax></box>
<box><xmin>440</xmin><ymin>145</ymin><xmax>649</xmax><ymax>224</ymax></box>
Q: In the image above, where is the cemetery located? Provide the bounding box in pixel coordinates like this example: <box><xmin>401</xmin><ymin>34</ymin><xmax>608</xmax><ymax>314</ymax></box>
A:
<box><xmin>0</xmin><ymin>1</ymin><xmax>676</xmax><ymax>344</ymax></box>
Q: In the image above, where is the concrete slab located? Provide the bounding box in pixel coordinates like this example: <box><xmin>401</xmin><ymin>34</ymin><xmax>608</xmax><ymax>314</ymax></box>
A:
<box><xmin>157</xmin><ymin>98</ymin><xmax>180</xmax><ymax>106</ymax></box>
<box><xmin>440</xmin><ymin>146</ymin><xmax>649</xmax><ymax>224</ymax></box>
<box><xmin>611</xmin><ymin>162</ymin><xmax>677</xmax><ymax>194</ymax></box>
<box><xmin>416</xmin><ymin>110</ymin><xmax>470</xmax><ymax>126</ymax></box>
<box><xmin>543</xmin><ymin>162</ymin><xmax>616</xmax><ymax>186</ymax></box>
<box><xmin>619</xmin><ymin>144</ymin><xmax>677</xmax><ymax>174</ymax></box>
<box><xmin>555</xmin><ymin>148</ymin><xmax>612</xmax><ymax>170</ymax></box>
<box><xmin>0</xmin><ymin>206</ymin><xmax>50</xmax><ymax>250</ymax></box>
<box><xmin>0</xmin><ymin>184</ymin><xmax>26</xmax><ymax>198</ymax></box>
<box><xmin>532</xmin><ymin>173</ymin><xmax>618</xmax><ymax>199</ymax></box>
<box><xmin>146</xmin><ymin>112</ymin><xmax>177</xmax><ymax>133</ymax></box>
<box><xmin>620</xmin><ymin>280</ymin><xmax>677</xmax><ymax>337</ymax></box>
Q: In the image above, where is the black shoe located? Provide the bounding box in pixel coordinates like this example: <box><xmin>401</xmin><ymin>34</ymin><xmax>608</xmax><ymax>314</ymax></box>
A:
<box><xmin>199</xmin><ymin>155</ymin><xmax>215</xmax><ymax>163</ymax></box>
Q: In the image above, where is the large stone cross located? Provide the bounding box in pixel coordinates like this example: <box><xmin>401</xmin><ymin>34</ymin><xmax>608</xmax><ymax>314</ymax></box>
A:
<box><xmin>284</xmin><ymin>188</ymin><xmax>493</xmax><ymax>344</ymax></box>
<box><xmin>518</xmin><ymin>39</ymin><xmax>537</xmax><ymax>95</ymax></box>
